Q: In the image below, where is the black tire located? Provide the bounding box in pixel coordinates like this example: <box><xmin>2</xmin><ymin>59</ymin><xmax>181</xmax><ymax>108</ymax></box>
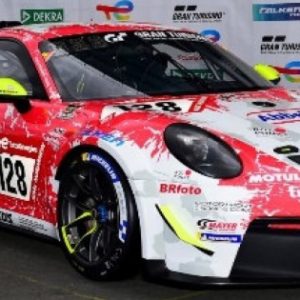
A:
<box><xmin>57</xmin><ymin>150</ymin><xmax>140</xmax><ymax>280</ymax></box>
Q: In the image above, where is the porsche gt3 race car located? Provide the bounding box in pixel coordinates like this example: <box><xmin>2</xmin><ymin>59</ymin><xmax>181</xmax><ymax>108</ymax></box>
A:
<box><xmin>0</xmin><ymin>21</ymin><xmax>300</xmax><ymax>286</ymax></box>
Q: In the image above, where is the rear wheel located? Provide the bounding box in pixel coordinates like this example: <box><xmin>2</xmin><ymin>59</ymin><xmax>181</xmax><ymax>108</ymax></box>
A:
<box><xmin>57</xmin><ymin>151</ymin><xmax>139</xmax><ymax>280</ymax></box>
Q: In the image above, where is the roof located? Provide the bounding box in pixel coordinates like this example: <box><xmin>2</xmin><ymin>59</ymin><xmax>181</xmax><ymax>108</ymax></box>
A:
<box><xmin>0</xmin><ymin>22</ymin><xmax>177</xmax><ymax>40</ymax></box>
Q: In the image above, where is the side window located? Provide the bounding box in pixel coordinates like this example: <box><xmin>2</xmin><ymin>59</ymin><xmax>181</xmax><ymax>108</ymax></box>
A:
<box><xmin>0</xmin><ymin>50</ymin><xmax>33</xmax><ymax>94</ymax></box>
<box><xmin>0</xmin><ymin>40</ymin><xmax>47</xmax><ymax>99</ymax></box>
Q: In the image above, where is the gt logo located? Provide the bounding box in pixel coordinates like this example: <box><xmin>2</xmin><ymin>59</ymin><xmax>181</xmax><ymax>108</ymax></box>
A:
<box><xmin>104</xmin><ymin>33</ymin><xmax>127</xmax><ymax>43</ymax></box>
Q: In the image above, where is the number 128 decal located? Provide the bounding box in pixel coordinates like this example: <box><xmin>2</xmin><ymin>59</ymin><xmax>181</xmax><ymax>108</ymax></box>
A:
<box><xmin>0</xmin><ymin>153</ymin><xmax>35</xmax><ymax>201</ymax></box>
<box><xmin>100</xmin><ymin>100</ymin><xmax>193</xmax><ymax>120</ymax></box>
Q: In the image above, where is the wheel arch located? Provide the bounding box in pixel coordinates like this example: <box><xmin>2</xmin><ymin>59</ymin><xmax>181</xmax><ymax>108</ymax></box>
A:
<box><xmin>55</xmin><ymin>144</ymin><xmax>142</xmax><ymax>250</ymax></box>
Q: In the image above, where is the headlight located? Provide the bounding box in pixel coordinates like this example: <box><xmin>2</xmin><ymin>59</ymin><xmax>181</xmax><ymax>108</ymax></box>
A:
<box><xmin>164</xmin><ymin>123</ymin><xmax>242</xmax><ymax>178</ymax></box>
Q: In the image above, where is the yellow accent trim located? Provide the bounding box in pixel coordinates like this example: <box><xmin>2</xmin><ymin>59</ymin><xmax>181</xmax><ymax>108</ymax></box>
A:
<box><xmin>158</xmin><ymin>204</ymin><xmax>213</xmax><ymax>254</ymax></box>
<box><xmin>61</xmin><ymin>211</ymin><xmax>98</xmax><ymax>254</ymax></box>
<box><xmin>0</xmin><ymin>77</ymin><xmax>28</xmax><ymax>96</ymax></box>
<box><xmin>81</xmin><ymin>152</ymin><xmax>89</xmax><ymax>161</ymax></box>
<box><xmin>254</xmin><ymin>64</ymin><xmax>280</xmax><ymax>81</ymax></box>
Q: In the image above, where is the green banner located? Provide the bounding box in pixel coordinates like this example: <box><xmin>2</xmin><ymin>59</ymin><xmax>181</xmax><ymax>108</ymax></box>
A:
<box><xmin>21</xmin><ymin>9</ymin><xmax>64</xmax><ymax>25</ymax></box>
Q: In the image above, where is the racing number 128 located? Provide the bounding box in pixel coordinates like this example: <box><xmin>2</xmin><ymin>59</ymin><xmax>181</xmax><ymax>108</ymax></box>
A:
<box><xmin>0</xmin><ymin>156</ymin><xmax>27</xmax><ymax>197</ymax></box>
<box><xmin>115</xmin><ymin>101</ymin><xmax>182</xmax><ymax>112</ymax></box>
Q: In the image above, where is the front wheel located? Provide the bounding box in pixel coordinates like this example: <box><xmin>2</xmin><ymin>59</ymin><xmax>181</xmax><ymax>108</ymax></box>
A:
<box><xmin>57</xmin><ymin>151</ymin><xmax>140</xmax><ymax>280</ymax></box>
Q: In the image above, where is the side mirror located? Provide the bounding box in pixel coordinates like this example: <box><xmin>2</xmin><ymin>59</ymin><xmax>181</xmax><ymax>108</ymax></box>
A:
<box><xmin>254</xmin><ymin>64</ymin><xmax>281</xmax><ymax>85</ymax></box>
<box><xmin>0</xmin><ymin>77</ymin><xmax>31</xmax><ymax>113</ymax></box>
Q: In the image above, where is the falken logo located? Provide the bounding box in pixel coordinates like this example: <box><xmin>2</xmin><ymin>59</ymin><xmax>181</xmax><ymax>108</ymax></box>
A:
<box><xmin>258</xmin><ymin>110</ymin><xmax>300</xmax><ymax>123</ymax></box>
<box><xmin>260</xmin><ymin>35</ymin><xmax>300</xmax><ymax>54</ymax></box>
<box><xmin>253</xmin><ymin>3</ymin><xmax>300</xmax><ymax>21</ymax></box>
<box><xmin>172</xmin><ymin>5</ymin><xmax>225</xmax><ymax>23</ymax></box>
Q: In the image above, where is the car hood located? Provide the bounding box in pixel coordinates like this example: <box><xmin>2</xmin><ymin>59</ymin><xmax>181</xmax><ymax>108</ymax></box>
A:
<box><xmin>84</xmin><ymin>87</ymin><xmax>300</xmax><ymax>165</ymax></box>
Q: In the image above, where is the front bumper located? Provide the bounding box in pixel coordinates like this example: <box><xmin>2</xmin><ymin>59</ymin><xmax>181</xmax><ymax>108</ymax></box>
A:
<box><xmin>143</xmin><ymin>218</ymin><xmax>300</xmax><ymax>287</ymax></box>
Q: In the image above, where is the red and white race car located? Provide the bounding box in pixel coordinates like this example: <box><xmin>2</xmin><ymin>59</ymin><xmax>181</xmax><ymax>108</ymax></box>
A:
<box><xmin>0</xmin><ymin>21</ymin><xmax>299</xmax><ymax>285</ymax></box>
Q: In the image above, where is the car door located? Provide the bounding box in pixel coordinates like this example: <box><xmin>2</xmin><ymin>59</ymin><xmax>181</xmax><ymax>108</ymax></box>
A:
<box><xmin>0</xmin><ymin>39</ymin><xmax>54</xmax><ymax>231</ymax></box>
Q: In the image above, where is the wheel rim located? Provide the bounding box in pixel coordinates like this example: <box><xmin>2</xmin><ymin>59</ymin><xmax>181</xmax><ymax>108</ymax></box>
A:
<box><xmin>60</xmin><ymin>162</ymin><xmax>120</xmax><ymax>265</ymax></box>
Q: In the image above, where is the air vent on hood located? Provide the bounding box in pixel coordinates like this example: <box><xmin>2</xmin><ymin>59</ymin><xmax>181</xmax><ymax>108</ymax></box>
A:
<box><xmin>252</xmin><ymin>101</ymin><xmax>276</xmax><ymax>108</ymax></box>
<box><xmin>274</xmin><ymin>145</ymin><xmax>299</xmax><ymax>155</ymax></box>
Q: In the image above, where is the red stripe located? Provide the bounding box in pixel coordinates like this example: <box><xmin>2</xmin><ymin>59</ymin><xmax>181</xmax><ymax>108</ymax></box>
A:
<box><xmin>273</xmin><ymin>66</ymin><xmax>300</xmax><ymax>75</ymax></box>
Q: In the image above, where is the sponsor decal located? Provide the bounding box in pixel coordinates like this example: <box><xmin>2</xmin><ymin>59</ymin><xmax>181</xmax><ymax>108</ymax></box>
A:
<box><xmin>0</xmin><ymin>211</ymin><xmax>12</xmax><ymax>224</ymax></box>
<box><xmin>249</xmin><ymin>173</ymin><xmax>300</xmax><ymax>183</ymax></box>
<box><xmin>21</xmin><ymin>9</ymin><xmax>64</xmax><ymax>25</ymax></box>
<box><xmin>260</xmin><ymin>35</ymin><xmax>300</xmax><ymax>54</ymax></box>
<box><xmin>170</xmin><ymin>69</ymin><xmax>224</xmax><ymax>80</ymax></box>
<box><xmin>82</xmin><ymin>129</ymin><xmax>125</xmax><ymax>146</ymax></box>
<box><xmin>59</xmin><ymin>104</ymin><xmax>80</xmax><ymax>120</ymax></box>
<box><xmin>288</xmin><ymin>186</ymin><xmax>300</xmax><ymax>198</ymax></box>
<box><xmin>197</xmin><ymin>219</ymin><xmax>238</xmax><ymax>232</ymax></box>
<box><xmin>44</xmin><ymin>129</ymin><xmax>65</xmax><ymax>150</ymax></box>
<box><xmin>200</xmin><ymin>233</ymin><xmax>242</xmax><ymax>243</ymax></box>
<box><xmin>172</xmin><ymin>5</ymin><xmax>225</xmax><ymax>23</ymax></box>
<box><xmin>134</xmin><ymin>31</ymin><xmax>205</xmax><ymax>41</ymax></box>
<box><xmin>252</xmin><ymin>127</ymin><xmax>287</xmax><ymax>137</ymax></box>
<box><xmin>177</xmin><ymin>53</ymin><xmax>202</xmax><ymax>61</ymax></box>
<box><xmin>253</xmin><ymin>3</ymin><xmax>300</xmax><ymax>21</ymax></box>
<box><xmin>104</xmin><ymin>32</ymin><xmax>127</xmax><ymax>43</ymax></box>
<box><xmin>194</xmin><ymin>201</ymin><xmax>251</xmax><ymax>213</ymax></box>
<box><xmin>257</xmin><ymin>109</ymin><xmax>300</xmax><ymax>124</ymax></box>
<box><xmin>18</xmin><ymin>216</ymin><xmax>48</xmax><ymax>232</ymax></box>
<box><xmin>200</xmin><ymin>29</ymin><xmax>221</xmax><ymax>42</ymax></box>
<box><xmin>0</xmin><ymin>208</ymin><xmax>56</xmax><ymax>237</ymax></box>
<box><xmin>0</xmin><ymin>137</ymin><xmax>37</xmax><ymax>154</ymax></box>
<box><xmin>31</xmin><ymin>143</ymin><xmax>45</xmax><ymax>201</ymax></box>
<box><xmin>173</xmin><ymin>169</ymin><xmax>192</xmax><ymax>181</ymax></box>
<box><xmin>96</xmin><ymin>0</ymin><xmax>134</xmax><ymax>21</ymax></box>
<box><xmin>82</xmin><ymin>152</ymin><xmax>119</xmax><ymax>182</ymax></box>
<box><xmin>160</xmin><ymin>183</ymin><xmax>201</xmax><ymax>195</ymax></box>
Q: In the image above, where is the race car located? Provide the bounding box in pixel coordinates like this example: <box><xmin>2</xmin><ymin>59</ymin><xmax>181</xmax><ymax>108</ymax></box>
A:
<box><xmin>0</xmin><ymin>21</ymin><xmax>300</xmax><ymax>285</ymax></box>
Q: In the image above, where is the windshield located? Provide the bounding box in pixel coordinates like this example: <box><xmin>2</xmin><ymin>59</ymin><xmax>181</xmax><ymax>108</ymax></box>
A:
<box><xmin>39</xmin><ymin>30</ymin><xmax>272</xmax><ymax>101</ymax></box>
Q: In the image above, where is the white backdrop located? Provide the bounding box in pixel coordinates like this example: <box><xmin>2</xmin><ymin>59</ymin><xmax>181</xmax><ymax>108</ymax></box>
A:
<box><xmin>1</xmin><ymin>0</ymin><xmax>300</xmax><ymax>86</ymax></box>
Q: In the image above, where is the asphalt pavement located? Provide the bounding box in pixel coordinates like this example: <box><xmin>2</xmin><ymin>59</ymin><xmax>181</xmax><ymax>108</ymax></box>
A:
<box><xmin>0</xmin><ymin>228</ymin><xmax>300</xmax><ymax>300</ymax></box>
